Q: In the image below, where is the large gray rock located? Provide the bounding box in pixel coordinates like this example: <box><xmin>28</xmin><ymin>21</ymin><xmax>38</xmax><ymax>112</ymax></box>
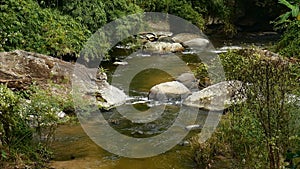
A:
<box><xmin>94</xmin><ymin>81</ymin><xmax>127</xmax><ymax>108</ymax></box>
<box><xmin>0</xmin><ymin>50</ymin><xmax>82</xmax><ymax>91</ymax></box>
<box><xmin>172</xmin><ymin>33</ymin><xmax>204</xmax><ymax>43</ymax></box>
<box><xmin>74</xmin><ymin>73</ymin><xmax>128</xmax><ymax>110</ymax></box>
<box><xmin>176</xmin><ymin>73</ymin><xmax>198</xmax><ymax>91</ymax></box>
<box><xmin>0</xmin><ymin>50</ymin><xmax>127</xmax><ymax>109</ymax></box>
<box><xmin>144</xmin><ymin>42</ymin><xmax>184</xmax><ymax>53</ymax></box>
<box><xmin>182</xmin><ymin>38</ymin><xmax>210</xmax><ymax>50</ymax></box>
<box><xmin>148</xmin><ymin>81</ymin><xmax>191</xmax><ymax>101</ymax></box>
<box><xmin>183</xmin><ymin>81</ymin><xmax>245</xmax><ymax>110</ymax></box>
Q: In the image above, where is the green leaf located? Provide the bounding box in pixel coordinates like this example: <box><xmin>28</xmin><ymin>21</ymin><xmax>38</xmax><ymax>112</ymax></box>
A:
<box><xmin>279</xmin><ymin>0</ymin><xmax>295</xmax><ymax>10</ymax></box>
<box><xmin>278</xmin><ymin>12</ymin><xmax>292</xmax><ymax>24</ymax></box>
<box><xmin>291</xmin><ymin>6</ymin><xmax>299</xmax><ymax>17</ymax></box>
<box><xmin>1</xmin><ymin>150</ymin><xmax>7</xmax><ymax>159</ymax></box>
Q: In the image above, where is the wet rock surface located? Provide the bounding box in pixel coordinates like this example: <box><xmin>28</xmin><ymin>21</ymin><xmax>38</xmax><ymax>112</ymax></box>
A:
<box><xmin>148</xmin><ymin>81</ymin><xmax>191</xmax><ymax>102</ymax></box>
<box><xmin>183</xmin><ymin>80</ymin><xmax>245</xmax><ymax>111</ymax></box>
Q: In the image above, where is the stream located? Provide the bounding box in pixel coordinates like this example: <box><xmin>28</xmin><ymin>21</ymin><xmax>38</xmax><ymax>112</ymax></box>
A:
<box><xmin>50</xmin><ymin>32</ymin><xmax>280</xmax><ymax>169</ymax></box>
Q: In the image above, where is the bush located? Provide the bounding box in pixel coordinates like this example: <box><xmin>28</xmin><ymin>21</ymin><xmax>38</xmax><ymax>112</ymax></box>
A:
<box><xmin>0</xmin><ymin>84</ymin><xmax>73</xmax><ymax>167</ymax></box>
<box><xmin>0</xmin><ymin>85</ymin><xmax>36</xmax><ymax>167</ymax></box>
<box><xmin>193</xmin><ymin>49</ymin><xmax>300</xmax><ymax>168</ymax></box>
<box><xmin>0</xmin><ymin>85</ymin><xmax>26</xmax><ymax>147</ymax></box>
<box><xmin>0</xmin><ymin>0</ymin><xmax>90</xmax><ymax>58</ymax></box>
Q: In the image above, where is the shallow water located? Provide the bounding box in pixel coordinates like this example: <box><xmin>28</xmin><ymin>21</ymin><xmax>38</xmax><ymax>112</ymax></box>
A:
<box><xmin>50</xmin><ymin>34</ymin><xmax>278</xmax><ymax>168</ymax></box>
<box><xmin>51</xmin><ymin>51</ymin><xmax>211</xmax><ymax>169</ymax></box>
<box><xmin>50</xmin><ymin>124</ymin><xmax>198</xmax><ymax>169</ymax></box>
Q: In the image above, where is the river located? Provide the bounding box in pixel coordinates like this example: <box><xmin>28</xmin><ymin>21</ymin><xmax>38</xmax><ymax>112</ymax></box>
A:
<box><xmin>50</xmin><ymin>32</ymin><xmax>280</xmax><ymax>169</ymax></box>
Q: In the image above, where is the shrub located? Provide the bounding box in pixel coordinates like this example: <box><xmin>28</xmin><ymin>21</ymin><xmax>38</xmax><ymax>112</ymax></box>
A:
<box><xmin>0</xmin><ymin>84</ymin><xmax>73</xmax><ymax>167</ymax></box>
<box><xmin>0</xmin><ymin>85</ymin><xmax>27</xmax><ymax>147</ymax></box>
<box><xmin>193</xmin><ymin>49</ymin><xmax>300</xmax><ymax>168</ymax></box>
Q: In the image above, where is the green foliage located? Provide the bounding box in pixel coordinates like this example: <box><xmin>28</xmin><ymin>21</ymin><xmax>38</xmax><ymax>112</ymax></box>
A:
<box><xmin>273</xmin><ymin>0</ymin><xmax>300</xmax><ymax>58</ymax></box>
<box><xmin>193</xmin><ymin>112</ymin><xmax>268</xmax><ymax>168</ymax></box>
<box><xmin>22</xmin><ymin>87</ymin><xmax>60</xmax><ymax>142</ymax></box>
<box><xmin>59</xmin><ymin>0</ymin><xmax>107</xmax><ymax>33</ymax></box>
<box><xmin>193</xmin><ymin>49</ymin><xmax>300</xmax><ymax>168</ymax></box>
<box><xmin>0</xmin><ymin>85</ymin><xmax>26</xmax><ymax>146</ymax></box>
<box><xmin>41</xmin><ymin>0</ymin><xmax>143</xmax><ymax>33</ymax></box>
<box><xmin>0</xmin><ymin>84</ymin><xmax>73</xmax><ymax>167</ymax></box>
<box><xmin>275</xmin><ymin>21</ymin><xmax>300</xmax><ymax>58</ymax></box>
<box><xmin>136</xmin><ymin>0</ymin><xmax>205</xmax><ymax>29</ymax></box>
<box><xmin>103</xmin><ymin>0</ymin><xmax>143</xmax><ymax>22</ymax></box>
<box><xmin>80</xmin><ymin>13</ymin><xmax>145</xmax><ymax>62</ymax></box>
<box><xmin>238</xmin><ymin>54</ymin><xmax>299</xmax><ymax>169</ymax></box>
<box><xmin>0</xmin><ymin>85</ymin><xmax>36</xmax><ymax>166</ymax></box>
<box><xmin>169</xmin><ymin>1</ymin><xmax>205</xmax><ymax>29</ymax></box>
<box><xmin>187</xmin><ymin>0</ymin><xmax>236</xmax><ymax>33</ymax></box>
<box><xmin>0</xmin><ymin>0</ymin><xmax>90</xmax><ymax>58</ymax></box>
<box><xmin>275</xmin><ymin>0</ymin><xmax>300</xmax><ymax>28</ymax></box>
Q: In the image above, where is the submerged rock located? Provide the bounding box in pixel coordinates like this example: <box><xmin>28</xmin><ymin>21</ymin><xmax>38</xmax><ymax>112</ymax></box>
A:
<box><xmin>148</xmin><ymin>81</ymin><xmax>191</xmax><ymax>102</ymax></box>
<box><xmin>183</xmin><ymin>81</ymin><xmax>245</xmax><ymax>110</ymax></box>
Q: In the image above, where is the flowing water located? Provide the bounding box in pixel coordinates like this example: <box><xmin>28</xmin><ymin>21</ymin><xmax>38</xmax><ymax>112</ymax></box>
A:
<box><xmin>50</xmin><ymin>33</ymin><xmax>280</xmax><ymax>169</ymax></box>
<box><xmin>50</xmin><ymin>50</ymin><xmax>212</xmax><ymax>169</ymax></box>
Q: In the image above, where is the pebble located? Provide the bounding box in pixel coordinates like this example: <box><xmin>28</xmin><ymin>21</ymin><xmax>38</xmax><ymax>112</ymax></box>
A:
<box><xmin>113</xmin><ymin>61</ymin><xmax>128</xmax><ymax>65</ymax></box>
<box><xmin>185</xmin><ymin>124</ymin><xmax>202</xmax><ymax>131</ymax></box>
<box><xmin>179</xmin><ymin>140</ymin><xmax>190</xmax><ymax>146</ymax></box>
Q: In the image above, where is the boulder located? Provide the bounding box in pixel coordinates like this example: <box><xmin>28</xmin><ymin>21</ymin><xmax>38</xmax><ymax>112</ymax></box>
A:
<box><xmin>148</xmin><ymin>81</ymin><xmax>191</xmax><ymax>101</ymax></box>
<box><xmin>144</xmin><ymin>42</ymin><xmax>184</xmax><ymax>53</ymax></box>
<box><xmin>183</xmin><ymin>81</ymin><xmax>245</xmax><ymax>110</ymax></box>
<box><xmin>176</xmin><ymin>73</ymin><xmax>199</xmax><ymax>91</ymax></box>
<box><xmin>0</xmin><ymin>50</ymin><xmax>78</xmax><ymax>90</ymax></box>
<box><xmin>0</xmin><ymin>50</ymin><xmax>127</xmax><ymax>110</ymax></box>
<box><xmin>172</xmin><ymin>33</ymin><xmax>204</xmax><ymax>43</ymax></box>
<box><xmin>182</xmin><ymin>38</ymin><xmax>210</xmax><ymax>50</ymax></box>
<box><xmin>94</xmin><ymin>81</ymin><xmax>127</xmax><ymax>108</ymax></box>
